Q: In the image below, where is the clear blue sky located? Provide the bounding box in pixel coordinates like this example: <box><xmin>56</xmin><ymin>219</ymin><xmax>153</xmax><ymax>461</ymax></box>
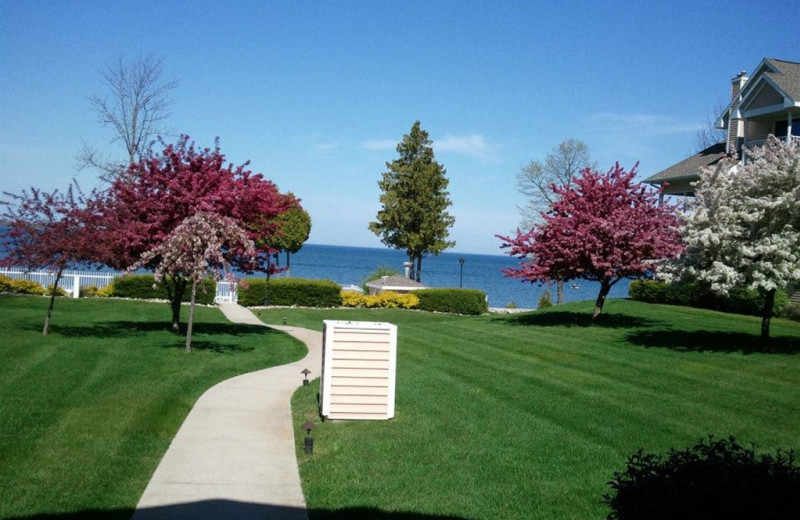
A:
<box><xmin>2</xmin><ymin>1</ymin><xmax>798</xmax><ymax>255</ymax></box>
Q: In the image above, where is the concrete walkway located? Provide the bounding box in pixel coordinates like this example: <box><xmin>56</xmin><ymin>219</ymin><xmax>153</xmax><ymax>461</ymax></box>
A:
<box><xmin>132</xmin><ymin>303</ymin><xmax>322</xmax><ymax>520</ymax></box>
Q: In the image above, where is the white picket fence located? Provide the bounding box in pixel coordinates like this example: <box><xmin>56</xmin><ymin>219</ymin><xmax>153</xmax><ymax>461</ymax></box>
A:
<box><xmin>0</xmin><ymin>267</ymin><xmax>238</xmax><ymax>303</ymax></box>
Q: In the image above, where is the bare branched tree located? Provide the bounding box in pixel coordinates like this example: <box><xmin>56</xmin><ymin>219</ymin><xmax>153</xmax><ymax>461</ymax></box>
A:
<box><xmin>694</xmin><ymin>100</ymin><xmax>727</xmax><ymax>152</ymax></box>
<box><xmin>516</xmin><ymin>138</ymin><xmax>596</xmax><ymax>304</ymax></box>
<box><xmin>77</xmin><ymin>54</ymin><xmax>178</xmax><ymax>180</ymax></box>
<box><xmin>516</xmin><ymin>138</ymin><xmax>596</xmax><ymax>229</ymax></box>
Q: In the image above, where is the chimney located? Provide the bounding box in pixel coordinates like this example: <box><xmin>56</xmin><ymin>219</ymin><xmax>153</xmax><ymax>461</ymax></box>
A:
<box><xmin>727</xmin><ymin>70</ymin><xmax>748</xmax><ymax>155</ymax></box>
<box><xmin>403</xmin><ymin>262</ymin><xmax>412</xmax><ymax>279</ymax></box>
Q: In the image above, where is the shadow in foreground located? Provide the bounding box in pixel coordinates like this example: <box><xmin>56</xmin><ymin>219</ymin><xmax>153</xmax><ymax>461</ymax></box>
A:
<box><xmin>4</xmin><ymin>501</ymin><xmax>475</xmax><ymax>520</ymax></box>
<box><xmin>627</xmin><ymin>329</ymin><xmax>800</xmax><ymax>355</ymax></box>
<box><xmin>497</xmin><ymin>310</ymin><xmax>660</xmax><ymax>329</ymax></box>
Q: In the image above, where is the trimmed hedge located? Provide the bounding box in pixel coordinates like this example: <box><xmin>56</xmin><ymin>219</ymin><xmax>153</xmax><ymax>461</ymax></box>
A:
<box><xmin>111</xmin><ymin>274</ymin><xmax>216</xmax><ymax>304</ymax></box>
<box><xmin>412</xmin><ymin>288</ymin><xmax>488</xmax><ymax>315</ymax></box>
<box><xmin>238</xmin><ymin>277</ymin><xmax>341</xmax><ymax>307</ymax></box>
<box><xmin>629</xmin><ymin>279</ymin><xmax>789</xmax><ymax>317</ymax></box>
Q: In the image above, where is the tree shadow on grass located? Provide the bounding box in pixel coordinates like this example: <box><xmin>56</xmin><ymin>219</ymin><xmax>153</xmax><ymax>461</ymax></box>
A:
<box><xmin>47</xmin><ymin>321</ymin><xmax>277</xmax><ymax>340</ymax></box>
<box><xmin>3</xmin><ymin>502</ymin><xmax>475</xmax><ymax>520</ymax></box>
<box><xmin>495</xmin><ymin>310</ymin><xmax>661</xmax><ymax>329</ymax></box>
<box><xmin>162</xmin><ymin>339</ymin><xmax>256</xmax><ymax>353</ymax></box>
<box><xmin>627</xmin><ymin>329</ymin><xmax>800</xmax><ymax>355</ymax></box>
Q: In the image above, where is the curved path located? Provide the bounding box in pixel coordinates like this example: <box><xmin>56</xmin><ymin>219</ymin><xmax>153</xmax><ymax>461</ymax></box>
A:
<box><xmin>132</xmin><ymin>303</ymin><xmax>322</xmax><ymax>520</ymax></box>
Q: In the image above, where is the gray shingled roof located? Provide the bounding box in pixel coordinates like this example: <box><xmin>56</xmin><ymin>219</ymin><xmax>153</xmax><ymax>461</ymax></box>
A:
<box><xmin>366</xmin><ymin>275</ymin><xmax>427</xmax><ymax>289</ymax></box>
<box><xmin>764</xmin><ymin>58</ymin><xmax>800</xmax><ymax>102</ymax></box>
<box><xmin>645</xmin><ymin>142</ymin><xmax>727</xmax><ymax>185</ymax></box>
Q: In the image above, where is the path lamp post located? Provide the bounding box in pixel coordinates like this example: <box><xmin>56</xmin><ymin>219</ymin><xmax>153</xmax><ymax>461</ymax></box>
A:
<box><xmin>459</xmin><ymin>257</ymin><xmax>465</xmax><ymax>288</ymax></box>
<box><xmin>303</xmin><ymin>421</ymin><xmax>316</xmax><ymax>454</ymax></box>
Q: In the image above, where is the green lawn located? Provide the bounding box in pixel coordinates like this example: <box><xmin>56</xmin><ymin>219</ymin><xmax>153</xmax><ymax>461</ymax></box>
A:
<box><xmin>261</xmin><ymin>301</ymin><xmax>800</xmax><ymax>520</ymax></box>
<box><xmin>0</xmin><ymin>295</ymin><xmax>306</xmax><ymax>520</ymax></box>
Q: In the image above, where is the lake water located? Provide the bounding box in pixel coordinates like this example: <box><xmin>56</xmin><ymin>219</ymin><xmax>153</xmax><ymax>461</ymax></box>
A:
<box><xmin>0</xmin><ymin>223</ymin><xmax>630</xmax><ymax>308</ymax></box>
<box><xmin>277</xmin><ymin>244</ymin><xmax>631</xmax><ymax>309</ymax></box>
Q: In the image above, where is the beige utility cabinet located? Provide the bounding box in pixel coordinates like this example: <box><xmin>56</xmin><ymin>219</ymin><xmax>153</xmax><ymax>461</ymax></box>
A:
<box><xmin>321</xmin><ymin>320</ymin><xmax>397</xmax><ymax>420</ymax></box>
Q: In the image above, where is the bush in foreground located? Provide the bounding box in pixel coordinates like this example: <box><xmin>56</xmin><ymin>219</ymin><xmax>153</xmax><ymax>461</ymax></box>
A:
<box><xmin>238</xmin><ymin>278</ymin><xmax>341</xmax><ymax>307</ymax></box>
<box><xmin>604</xmin><ymin>436</ymin><xmax>800</xmax><ymax>520</ymax></box>
<box><xmin>412</xmin><ymin>288</ymin><xmax>487</xmax><ymax>315</ymax></box>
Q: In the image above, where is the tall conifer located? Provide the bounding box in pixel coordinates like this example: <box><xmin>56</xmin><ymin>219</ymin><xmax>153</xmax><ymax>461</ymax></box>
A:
<box><xmin>369</xmin><ymin>121</ymin><xmax>455</xmax><ymax>282</ymax></box>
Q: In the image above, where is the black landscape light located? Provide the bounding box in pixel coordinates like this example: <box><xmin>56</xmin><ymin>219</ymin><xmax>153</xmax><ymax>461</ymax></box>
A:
<box><xmin>301</xmin><ymin>368</ymin><xmax>311</xmax><ymax>386</ymax></box>
<box><xmin>303</xmin><ymin>421</ymin><xmax>316</xmax><ymax>454</ymax></box>
<box><xmin>459</xmin><ymin>257</ymin><xmax>465</xmax><ymax>288</ymax></box>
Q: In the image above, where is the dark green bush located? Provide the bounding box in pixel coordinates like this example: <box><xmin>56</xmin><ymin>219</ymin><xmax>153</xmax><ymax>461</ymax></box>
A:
<box><xmin>629</xmin><ymin>279</ymin><xmax>789</xmax><ymax>317</ymax></box>
<box><xmin>238</xmin><ymin>277</ymin><xmax>341</xmax><ymax>307</ymax></box>
<box><xmin>604</xmin><ymin>436</ymin><xmax>800</xmax><ymax>520</ymax></box>
<box><xmin>111</xmin><ymin>274</ymin><xmax>216</xmax><ymax>304</ymax></box>
<box><xmin>413</xmin><ymin>288</ymin><xmax>488</xmax><ymax>315</ymax></box>
<box><xmin>628</xmin><ymin>280</ymin><xmax>670</xmax><ymax>304</ymax></box>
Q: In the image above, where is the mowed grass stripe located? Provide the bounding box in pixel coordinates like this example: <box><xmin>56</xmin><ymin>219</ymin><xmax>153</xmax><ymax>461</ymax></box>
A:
<box><xmin>277</xmin><ymin>302</ymin><xmax>800</xmax><ymax>519</ymax></box>
<box><xmin>0</xmin><ymin>295</ymin><xmax>306</xmax><ymax>519</ymax></box>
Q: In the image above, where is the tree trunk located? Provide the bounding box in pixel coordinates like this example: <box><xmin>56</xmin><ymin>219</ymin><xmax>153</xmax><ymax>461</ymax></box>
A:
<box><xmin>556</xmin><ymin>279</ymin><xmax>564</xmax><ymax>305</ymax></box>
<box><xmin>761</xmin><ymin>288</ymin><xmax>776</xmax><ymax>340</ymax></box>
<box><xmin>286</xmin><ymin>252</ymin><xmax>291</xmax><ymax>277</ymax></box>
<box><xmin>42</xmin><ymin>268</ymin><xmax>64</xmax><ymax>336</ymax></box>
<box><xmin>416</xmin><ymin>255</ymin><xmax>422</xmax><ymax>283</ymax></box>
<box><xmin>185</xmin><ymin>279</ymin><xmax>197</xmax><ymax>352</ymax></box>
<box><xmin>592</xmin><ymin>280</ymin><xmax>612</xmax><ymax>322</ymax></box>
<box><xmin>168</xmin><ymin>276</ymin><xmax>187</xmax><ymax>334</ymax></box>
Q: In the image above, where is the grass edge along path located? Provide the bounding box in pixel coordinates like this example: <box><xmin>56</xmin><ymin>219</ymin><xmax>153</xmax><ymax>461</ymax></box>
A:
<box><xmin>0</xmin><ymin>295</ymin><xmax>306</xmax><ymax>520</ymax></box>
<box><xmin>278</xmin><ymin>301</ymin><xmax>800</xmax><ymax>520</ymax></box>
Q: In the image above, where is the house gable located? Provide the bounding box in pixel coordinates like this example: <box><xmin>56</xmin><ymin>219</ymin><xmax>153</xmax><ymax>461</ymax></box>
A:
<box><xmin>648</xmin><ymin>57</ymin><xmax>799</xmax><ymax>195</ymax></box>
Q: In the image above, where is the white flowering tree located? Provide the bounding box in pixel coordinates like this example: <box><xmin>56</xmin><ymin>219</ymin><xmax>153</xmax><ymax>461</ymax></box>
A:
<box><xmin>130</xmin><ymin>212</ymin><xmax>256</xmax><ymax>351</ymax></box>
<box><xmin>666</xmin><ymin>136</ymin><xmax>800</xmax><ymax>339</ymax></box>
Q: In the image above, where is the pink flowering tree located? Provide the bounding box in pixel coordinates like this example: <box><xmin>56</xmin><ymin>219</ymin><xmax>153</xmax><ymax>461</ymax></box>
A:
<box><xmin>129</xmin><ymin>212</ymin><xmax>256</xmax><ymax>351</ymax></box>
<box><xmin>497</xmin><ymin>164</ymin><xmax>684</xmax><ymax>321</ymax></box>
<box><xmin>94</xmin><ymin>135</ymin><xmax>295</xmax><ymax>331</ymax></box>
<box><xmin>1</xmin><ymin>183</ymin><xmax>102</xmax><ymax>335</ymax></box>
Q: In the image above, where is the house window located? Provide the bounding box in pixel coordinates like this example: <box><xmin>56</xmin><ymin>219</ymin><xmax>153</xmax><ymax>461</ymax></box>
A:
<box><xmin>774</xmin><ymin>119</ymin><xmax>800</xmax><ymax>138</ymax></box>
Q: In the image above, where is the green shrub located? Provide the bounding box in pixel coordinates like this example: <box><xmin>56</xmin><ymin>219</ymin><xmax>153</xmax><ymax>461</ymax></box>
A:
<box><xmin>628</xmin><ymin>280</ymin><xmax>670</xmax><ymax>304</ymax></box>
<box><xmin>239</xmin><ymin>277</ymin><xmax>341</xmax><ymax>307</ymax></box>
<box><xmin>782</xmin><ymin>303</ymin><xmax>800</xmax><ymax>322</ymax></box>
<box><xmin>9</xmin><ymin>278</ymin><xmax>45</xmax><ymax>295</ymax></box>
<box><xmin>412</xmin><ymin>288</ymin><xmax>487</xmax><ymax>315</ymax></box>
<box><xmin>538</xmin><ymin>290</ymin><xmax>553</xmax><ymax>309</ymax></box>
<box><xmin>629</xmin><ymin>279</ymin><xmax>789</xmax><ymax>317</ymax></box>
<box><xmin>112</xmin><ymin>274</ymin><xmax>216</xmax><ymax>304</ymax></box>
<box><xmin>45</xmin><ymin>284</ymin><xmax>69</xmax><ymax>297</ymax></box>
<box><xmin>80</xmin><ymin>285</ymin><xmax>99</xmax><ymax>298</ymax></box>
<box><xmin>604</xmin><ymin>436</ymin><xmax>800</xmax><ymax>520</ymax></box>
<box><xmin>96</xmin><ymin>284</ymin><xmax>114</xmax><ymax>298</ymax></box>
